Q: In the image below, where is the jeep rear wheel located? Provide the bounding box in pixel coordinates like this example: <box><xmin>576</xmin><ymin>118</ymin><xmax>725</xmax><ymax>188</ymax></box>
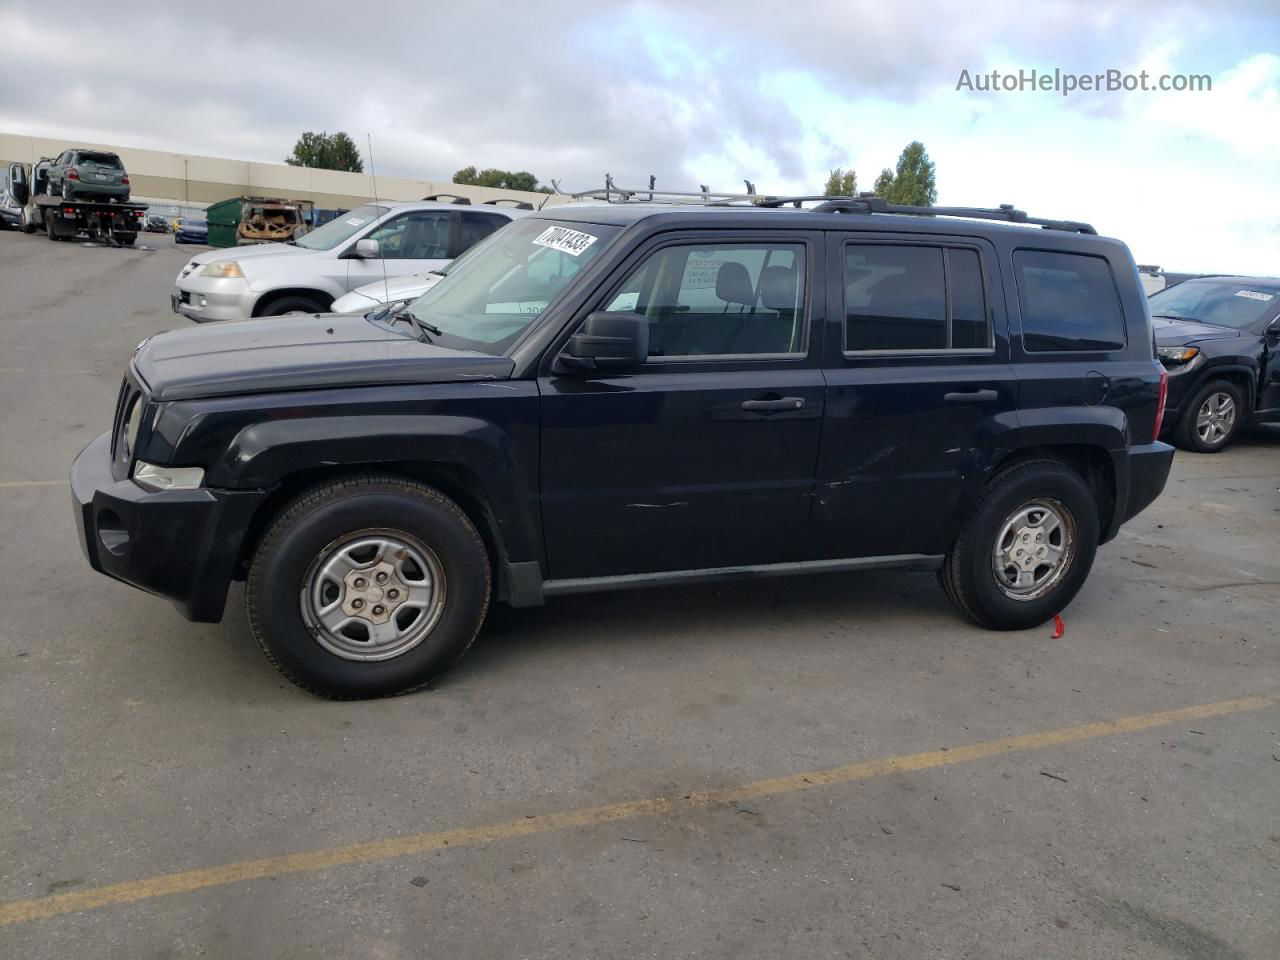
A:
<box><xmin>941</xmin><ymin>460</ymin><xmax>1099</xmax><ymax>630</ymax></box>
<box><xmin>246</xmin><ymin>476</ymin><xmax>491</xmax><ymax>699</ymax></box>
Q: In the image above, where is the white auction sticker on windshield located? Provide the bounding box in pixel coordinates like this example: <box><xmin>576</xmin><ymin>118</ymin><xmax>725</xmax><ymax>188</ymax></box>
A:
<box><xmin>345</xmin><ymin>217</ymin><xmax>366</xmax><ymax>227</ymax></box>
<box><xmin>531</xmin><ymin>226</ymin><xmax>598</xmax><ymax>257</ymax></box>
<box><xmin>1234</xmin><ymin>290</ymin><xmax>1274</xmax><ymax>301</ymax></box>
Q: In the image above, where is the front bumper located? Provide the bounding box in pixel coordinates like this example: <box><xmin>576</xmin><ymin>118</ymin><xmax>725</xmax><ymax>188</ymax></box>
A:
<box><xmin>71</xmin><ymin>432</ymin><xmax>264</xmax><ymax>622</ymax></box>
<box><xmin>172</xmin><ymin>274</ymin><xmax>256</xmax><ymax>322</ymax></box>
<box><xmin>1116</xmin><ymin>441</ymin><xmax>1175</xmax><ymax>528</ymax></box>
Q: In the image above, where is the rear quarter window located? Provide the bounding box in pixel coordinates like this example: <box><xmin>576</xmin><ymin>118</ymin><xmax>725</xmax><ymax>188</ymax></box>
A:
<box><xmin>1013</xmin><ymin>249</ymin><xmax>1125</xmax><ymax>352</ymax></box>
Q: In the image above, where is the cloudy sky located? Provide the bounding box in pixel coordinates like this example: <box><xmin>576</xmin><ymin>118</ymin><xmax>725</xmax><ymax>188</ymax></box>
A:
<box><xmin>2</xmin><ymin>0</ymin><xmax>1277</xmax><ymax>272</ymax></box>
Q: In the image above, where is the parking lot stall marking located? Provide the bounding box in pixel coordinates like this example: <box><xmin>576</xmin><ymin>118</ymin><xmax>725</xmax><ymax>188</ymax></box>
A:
<box><xmin>0</xmin><ymin>480</ymin><xmax>65</xmax><ymax>489</ymax></box>
<box><xmin>0</xmin><ymin>692</ymin><xmax>1274</xmax><ymax>928</ymax></box>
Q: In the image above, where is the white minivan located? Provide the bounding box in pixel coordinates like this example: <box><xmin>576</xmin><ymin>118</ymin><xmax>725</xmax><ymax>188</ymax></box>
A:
<box><xmin>171</xmin><ymin>199</ymin><xmax>525</xmax><ymax>322</ymax></box>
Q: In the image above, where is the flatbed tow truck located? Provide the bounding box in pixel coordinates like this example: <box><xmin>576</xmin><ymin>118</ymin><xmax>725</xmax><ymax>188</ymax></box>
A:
<box><xmin>6</xmin><ymin>159</ymin><xmax>147</xmax><ymax>246</ymax></box>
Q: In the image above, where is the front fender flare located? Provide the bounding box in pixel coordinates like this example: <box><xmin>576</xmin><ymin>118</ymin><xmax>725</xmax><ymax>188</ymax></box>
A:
<box><xmin>209</xmin><ymin>413</ymin><xmax>542</xmax><ymax>562</ymax></box>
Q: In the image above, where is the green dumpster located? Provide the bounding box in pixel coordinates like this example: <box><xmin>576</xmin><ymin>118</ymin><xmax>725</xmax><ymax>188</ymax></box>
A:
<box><xmin>205</xmin><ymin>197</ymin><xmax>244</xmax><ymax>248</ymax></box>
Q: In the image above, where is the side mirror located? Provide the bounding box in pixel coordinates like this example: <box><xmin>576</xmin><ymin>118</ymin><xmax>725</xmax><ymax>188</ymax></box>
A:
<box><xmin>354</xmin><ymin>237</ymin><xmax>380</xmax><ymax>259</ymax></box>
<box><xmin>558</xmin><ymin>312</ymin><xmax>649</xmax><ymax>374</ymax></box>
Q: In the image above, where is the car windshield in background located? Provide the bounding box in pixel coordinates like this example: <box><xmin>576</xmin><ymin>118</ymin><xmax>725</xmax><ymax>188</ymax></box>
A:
<box><xmin>293</xmin><ymin>203</ymin><xmax>389</xmax><ymax>250</ymax></box>
<box><xmin>1149</xmin><ymin>280</ymin><xmax>1278</xmax><ymax>330</ymax></box>
<box><xmin>406</xmin><ymin>218</ymin><xmax>620</xmax><ymax>354</ymax></box>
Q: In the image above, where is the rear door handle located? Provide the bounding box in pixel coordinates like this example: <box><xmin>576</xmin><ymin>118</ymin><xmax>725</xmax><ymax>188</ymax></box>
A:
<box><xmin>741</xmin><ymin>396</ymin><xmax>805</xmax><ymax>412</ymax></box>
<box><xmin>943</xmin><ymin>389</ymin><xmax>999</xmax><ymax>403</ymax></box>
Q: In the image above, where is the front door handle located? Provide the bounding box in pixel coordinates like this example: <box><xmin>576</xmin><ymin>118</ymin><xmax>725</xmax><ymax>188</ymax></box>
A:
<box><xmin>741</xmin><ymin>396</ymin><xmax>805</xmax><ymax>412</ymax></box>
<box><xmin>943</xmin><ymin>389</ymin><xmax>999</xmax><ymax>403</ymax></box>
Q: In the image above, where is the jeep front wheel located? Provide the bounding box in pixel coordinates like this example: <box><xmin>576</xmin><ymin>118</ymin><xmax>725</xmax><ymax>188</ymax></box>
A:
<box><xmin>247</xmin><ymin>476</ymin><xmax>491</xmax><ymax>699</ymax></box>
<box><xmin>940</xmin><ymin>460</ymin><xmax>1099</xmax><ymax>630</ymax></box>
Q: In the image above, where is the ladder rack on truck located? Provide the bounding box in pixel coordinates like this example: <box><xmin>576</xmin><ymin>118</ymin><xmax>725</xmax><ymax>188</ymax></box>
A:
<box><xmin>31</xmin><ymin>194</ymin><xmax>148</xmax><ymax>246</ymax></box>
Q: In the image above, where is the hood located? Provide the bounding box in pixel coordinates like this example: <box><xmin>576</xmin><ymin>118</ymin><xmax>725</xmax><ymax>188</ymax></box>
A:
<box><xmin>186</xmin><ymin>242</ymin><xmax>300</xmax><ymax>266</ymax></box>
<box><xmin>347</xmin><ymin>273</ymin><xmax>444</xmax><ymax>306</ymax></box>
<box><xmin>132</xmin><ymin>313</ymin><xmax>514</xmax><ymax>401</ymax></box>
<box><xmin>1152</xmin><ymin>316</ymin><xmax>1242</xmax><ymax>346</ymax></box>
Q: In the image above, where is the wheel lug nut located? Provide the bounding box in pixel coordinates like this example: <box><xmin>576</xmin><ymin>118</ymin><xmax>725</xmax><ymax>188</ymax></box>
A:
<box><xmin>354</xmin><ymin>578</ymin><xmax>367</xmax><ymax>589</ymax></box>
<box><xmin>376</xmin><ymin>572</ymin><xmax>388</xmax><ymax>584</ymax></box>
<box><xmin>352</xmin><ymin>598</ymin><xmax>364</xmax><ymax>609</ymax></box>
<box><xmin>387</xmin><ymin>589</ymin><xmax>399</xmax><ymax>599</ymax></box>
<box><xmin>372</xmin><ymin>605</ymin><xmax>385</xmax><ymax>616</ymax></box>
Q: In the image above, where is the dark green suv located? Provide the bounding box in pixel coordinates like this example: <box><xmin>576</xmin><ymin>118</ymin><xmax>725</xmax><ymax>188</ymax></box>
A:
<box><xmin>48</xmin><ymin>149</ymin><xmax>130</xmax><ymax>203</ymax></box>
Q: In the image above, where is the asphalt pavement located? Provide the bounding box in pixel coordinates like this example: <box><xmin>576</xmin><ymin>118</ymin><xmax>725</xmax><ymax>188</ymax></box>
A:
<box><xmin>1</xmin><ymin>228</ymin><xmax>1277</xmax><ymax>958</ymax></box>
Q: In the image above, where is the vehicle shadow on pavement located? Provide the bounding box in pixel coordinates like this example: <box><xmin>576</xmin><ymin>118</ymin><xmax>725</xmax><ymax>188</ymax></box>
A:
<box><xmin>449</xmin><ymin>569</ymin><xmax>956</xmax><ymax>685</ymax></box>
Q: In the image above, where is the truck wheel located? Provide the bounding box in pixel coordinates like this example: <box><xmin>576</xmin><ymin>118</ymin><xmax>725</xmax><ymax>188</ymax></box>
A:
<box><xmin>21</xmin><ymin>209</ymin><xmax>34</xmax><ymax>234</ymax></box>
<box><xmin>246</xmin><ymin>475</ymin><xmax>491</xmax><ymax>699</ymax></box>
<box><xmin>45</xmin><ymin>216</ymin><xmax>59</xmax><ymax>241</ymax></box>
<box><xmin>1173</xmin><ymin>379</ymin><xmax>1243</xmax><ymax>453</ymax></box>
<box><xmin>113</xmin><ymin>232</ymin><xmax>136</xmax><ymax>246</ymax></box>
<box><xmin>940</xmin><ymin>460</ymin><xmax>1099</xmax><ymax>631</ymax></box>
<box><xmin>258</xmin><ymin>295</ymin><xmax>327</xmax><ymax>316</ymax></box>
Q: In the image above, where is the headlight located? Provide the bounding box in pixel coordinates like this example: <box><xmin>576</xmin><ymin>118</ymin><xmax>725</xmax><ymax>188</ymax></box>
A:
<box><xmin>200</xmin><ymin>261</ymin><xmax>244</xmax><ymax>278</ymax></box>
<box><xmin>1157</xmin><ymin>345</ymin><xmax>1200</xmax><ymax>366</ymax></box>
<box><xmin>133</xmin><ymin>462</ymin><xmax>205</xmax><ymax>492</ymax></box>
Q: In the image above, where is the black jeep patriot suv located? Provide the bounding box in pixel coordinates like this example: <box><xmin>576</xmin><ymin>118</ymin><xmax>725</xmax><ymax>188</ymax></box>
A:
<box><xmin>71</xmin><ymin>192</ymin><xmax>1174</xmax><ymax>698</ymax></box>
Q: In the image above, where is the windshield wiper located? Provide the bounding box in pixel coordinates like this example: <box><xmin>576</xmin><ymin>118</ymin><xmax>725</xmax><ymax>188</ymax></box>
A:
<box><xmin>428</xmin><ymin>269</ymin><xmax>447</xmax><ymax>277</ymax></box>
<box><xmin>407</xmin><ymin>309</ymin><xmax>443</xmax><ymax>341</ymax></box>
<box><xmin>1152</xmin><ymin>313</ymin><xmax>1197</xmax><ymax>322</ymax></box>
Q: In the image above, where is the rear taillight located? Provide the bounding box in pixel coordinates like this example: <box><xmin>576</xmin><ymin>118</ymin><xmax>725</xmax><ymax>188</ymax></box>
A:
<box><xmin>121</xmin><ymin>175</ymin><xmax>130</xmax><ymax>185</ymax></box>
<box><xmin>1152</xmin><ymin>366</ymin><xmax>1168</xmax><ymax>441</ymax></box>
<box><xmin>67</xmin><ymin>167</ymin><xmax>80</xmax><ymax>180</ymax></box>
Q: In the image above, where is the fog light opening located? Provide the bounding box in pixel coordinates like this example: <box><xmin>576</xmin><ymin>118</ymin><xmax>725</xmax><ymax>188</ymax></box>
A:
<box><xmin>97</xmin><ymin>508</ymin><xmax>131</xmax><ymax>556</ymax></box>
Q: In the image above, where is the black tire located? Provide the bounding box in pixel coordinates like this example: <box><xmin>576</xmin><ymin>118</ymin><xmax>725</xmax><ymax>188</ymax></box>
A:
<box><xmin>45</xmin><ymin>214</ymin><xmax>59</xmax><ymax>242</ymax></box>
<box><xmin>246</xmin><ymin>475</ymin><xmax>491</xmax><ymax>699</ymax></box>
<box><xmin>1172</xmin><ymin>379</ymin><xmax>1244</xmax><ymax>453</ymax></box>
<box><xmin>941</xmin><ymin>459</ymin><xmax>1099</xmax><ymax>630</ymax></box>
<box><xmin>113</xmin><ymin>232</ymin><xmax>136</xmax><ymax>246</ymax></box>
<box><xmin>257</xmin><ymin>294</ymin><xmax>327</xmax><ymax>316</ymax></box>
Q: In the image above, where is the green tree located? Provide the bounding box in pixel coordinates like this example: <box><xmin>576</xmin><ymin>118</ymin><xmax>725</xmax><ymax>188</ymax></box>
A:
<box><xmin>453</xmin><ymin>165</ymin><xmax>551</xmax><ymax>193</ymax></box>
<box><xmin>873</xmin><ymin>141</ymin><xmax>936</xmax><ymax>206</ymax></box>
<box><xmin>284</xmin><ymin>131</ymin><xmax>363</xmax><ymax>173</ymax></box>
<box><xmin>873</xmin><ymin>167</ymin><xmax>896</xmax><ymax>198</ymax></box>
<box><xmin>823</xmin><ymin>167</ymin><xmax>857</xmax><ymax>196</ymax></box>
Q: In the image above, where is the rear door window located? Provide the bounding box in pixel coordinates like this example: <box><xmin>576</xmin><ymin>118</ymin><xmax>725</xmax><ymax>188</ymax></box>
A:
<box><xmin>1013</xmin><ymin>250</ymin><xmax>1125</xmax><ymax>352</ymax></box>
<box><xmin>455</xmin><ymin>212</ymin><xmax>509</xmax><ymax>256</ymax></box>
<box><xmin>843</xmin><ymin>244</ymin><xmax>991</xmax><ymax>352</ymax></box>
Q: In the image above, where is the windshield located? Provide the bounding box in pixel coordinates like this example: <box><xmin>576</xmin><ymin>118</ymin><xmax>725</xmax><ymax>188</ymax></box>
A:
<box><xmin>405</xmin><ymin>218</ymin><xmax>620</xmax><ymax>354</ymax></box>
<box><xmin>293</xmin><ymin>204</ymin><xmax>389</xmax><ymax>250</ymax></box>
<box><xmin>1149</xmin><ymin>280</ymin><xmax>1278</xmax><ymax>330</ymax></box>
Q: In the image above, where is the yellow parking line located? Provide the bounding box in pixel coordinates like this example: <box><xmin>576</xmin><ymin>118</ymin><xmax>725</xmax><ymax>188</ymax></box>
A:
<box><xmin>1</xmin><ymin>693</ymin><xmax>1273</xmax><ymax>927</ymax></box>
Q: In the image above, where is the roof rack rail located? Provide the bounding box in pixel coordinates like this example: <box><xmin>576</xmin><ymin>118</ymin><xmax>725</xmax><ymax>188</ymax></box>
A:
<box><xmin>787</xmin><ymin>194</ymin><xmax>1096</xmax><ymax>234</ymax></box>
<box><xmin>561</xmin><ymin>177</ymin><xmax>1096</xmax><ymax>234</ymax></box>
<box><xmin>421</xmin><ymin>193</ymin><xmax>471</xmax><ymax>205</ymax></box>
<box><xmin>482</xmin><ymin>198</ymin><xmax>534</xmax><ymax>210</ymax></box>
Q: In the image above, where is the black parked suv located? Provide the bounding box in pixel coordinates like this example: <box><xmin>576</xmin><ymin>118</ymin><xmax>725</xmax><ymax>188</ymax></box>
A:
<box><xmin>1150</xmin><ymin>276</ymin><xmax>1280</xmax><ymax>452</ymax></box>
<box><xmin>71</xmin><ymin>191</ymin><xmax>1174</xmax><ymax>698</ymax></box>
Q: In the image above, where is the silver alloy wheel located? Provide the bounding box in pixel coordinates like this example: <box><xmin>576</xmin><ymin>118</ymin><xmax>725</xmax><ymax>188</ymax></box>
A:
<box><xmin>300</xmin><ymin>530</ymin><xmax>446</xmax><ymax>662</ymax></box>
<box><xmin>991</xmin><ymin>498</ymin><xmax>1076</xmax><ymax>601</ymax></box>
<box><xmin>1195</xmin><ymin>391</ymin><xmax>1236</xmax><ymax>446</ymax></box>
